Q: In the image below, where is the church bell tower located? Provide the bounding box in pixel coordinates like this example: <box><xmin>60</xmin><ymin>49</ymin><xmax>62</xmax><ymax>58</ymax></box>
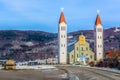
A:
<box><xmin>94</xmin><ymin>10</ymin><xmax>104</xmax><ymax>61</ymax></box>
<box><xmin>58</xmin><ymin>8</ymin><xmax>67</xmax><ymax>64</ymax></box>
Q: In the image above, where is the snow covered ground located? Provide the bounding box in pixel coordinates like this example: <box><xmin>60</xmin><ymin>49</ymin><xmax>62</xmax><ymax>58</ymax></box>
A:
<box><xmin>16</xmin><ymin>65</ymin><xmax>56</xmax><ymax>70</ymax></box>
<box><xmin>0</xmin><ymin>65</ymin><xmax>56</xmax><ymax>70</ymax></box>
<box><xmin>93</xmin><ymin>67</ymin><xmax>120</xmax><ymax>73</ymax></box>
<box><xmin>80</xmin><ymin>65</ymin><xmax>120</xmax><ymax>73</ymax></box>
<box><xmin>0</xmin><ymin>67</ymin><xmax>4</xmax><ymax>70</ymax></box>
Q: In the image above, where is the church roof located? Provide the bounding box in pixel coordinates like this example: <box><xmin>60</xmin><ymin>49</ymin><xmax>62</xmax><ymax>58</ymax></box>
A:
<box><xmin>95</xmin><ymin>14</ymin><xmax>102</xmax><ymax>25</ymax></box>
<box><xmin>59</xmin><ymin>12</ymin><xmax>66</xmax><ymax>24</ymax></box>
<box><xmin>67</xmin><ymin>41</ymin><xmax>76</xmax><ymax>53</ymax></box>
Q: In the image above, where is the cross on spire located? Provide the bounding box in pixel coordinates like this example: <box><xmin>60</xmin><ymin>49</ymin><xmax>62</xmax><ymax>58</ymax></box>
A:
<box><xmin>61</xmin><ymin>7</ymin><xmax>64</xmax><ymax>12</ymax></box>
<box><xmin>95</xmin><ymin>10</ymin><xmax>102</xmax><ymax>25</ymax></box>
<box><xmin>59</xmin><ymin>8</ymin><xmax>66</xmax><ymax>24</ymax></box>
<box><xmin>97</xmin><ymin>10</ymin><xmax>100</xmax><ymax>14</ymax></box>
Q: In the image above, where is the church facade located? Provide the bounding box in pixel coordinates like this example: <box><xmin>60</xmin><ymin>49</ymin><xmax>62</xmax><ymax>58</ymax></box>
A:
<box><xmin>68</xmin><ymin>35</ymin><xmax>94</xmax><ymax>64</ymax></box>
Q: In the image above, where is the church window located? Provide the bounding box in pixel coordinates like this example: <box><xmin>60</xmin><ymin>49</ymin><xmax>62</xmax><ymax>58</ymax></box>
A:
<box><xmin>61</xmin><ymin>26</ymin><xmax>66</xmax><ymax>31</ymax></box>
<box><xmin>77</xmin><ymin>47</ymin><xmax>79</xmax><ymax>51</ymax></box>
<box><xmin>61</xmin><ymin>35</ymin><xmax>63</xmax><ymax>38</ymax></box>
<box><xmin>61</xmin><ymin>44</ymin><xmax>63</xmax><ymax>47</ymax></box>
<box><xmin>72</xmin><ymin>55</ymin><xmax>73</xmax><ymax>58</ymax></box>
<box><xmin>90</xmin><ymin>55</ymin><xmax>92</xmax><ymax>59</ymax></box>
<box><xmin>77</xmin><ymin>54</ymin><xmax>79</xmax><ymax>57</ymax></box>
<box><xmin>81</xmin><ymin>47</ymin><xmax>83</xmax><ymax>51</ymax></box>
<box><xmin>63</xmin><ymin>27</ymin><xmax>65</xmax><ymax>30</ymax></box>
<box><xmin>81</xmin><ymin>53</ymin><xmax>83</xmax><ymax>55</ymax></box>
<box><xmin>86</xmin><ymin>47</ymin><xmax>88</xmax><ymax>50</ymax></box>
<box><xmin>61</xmin><ymin>27</ymin><xmax>62</xmax><ymax>30</ymax></box>
<box><xmin>97</xmin><ymin>28</ymin><xmax>102</xmax><ymax>32</ymax></box>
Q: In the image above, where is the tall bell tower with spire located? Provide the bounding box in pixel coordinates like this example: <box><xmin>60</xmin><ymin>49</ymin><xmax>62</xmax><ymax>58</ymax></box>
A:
<box><xmin>58</xmin><ymin>8</ymin><xmax>67</xmax><ymax>64</ymax></box>
<box><xmin>94</xmin><ymin>10</ymin><xmax>104</xmax><ymax>61</ymax></box>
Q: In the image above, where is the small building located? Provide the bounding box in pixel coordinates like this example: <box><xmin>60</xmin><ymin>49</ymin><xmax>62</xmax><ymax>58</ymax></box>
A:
<box><xmin>68</xmin><ymin>35</ymin><xmax>95</xmax><ymax>65</ymax></box>
<box><xmin>5</xmin><ymin>60</ymin><xmax>16</xmax><ymax>70</ymax></box>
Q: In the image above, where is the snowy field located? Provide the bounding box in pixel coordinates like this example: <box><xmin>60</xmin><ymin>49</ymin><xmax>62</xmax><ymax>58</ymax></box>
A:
<box><xmin>0</xmin><ymin>65</ymin><xmax>56</xmax><ymax>70</ymax></box>
<box><xmin>16</xmin><ymin>65</ymin><xmax>56</xmax><ymax>69</ymax></box>
<box><xmin>0</xmin><ymin>67</ymin><xmax>4</xmax><ymax>70</ymax></box>
<box><xmin>80</xmin><ymin>66</ymin><xmax>120</xmax><ymax>73</ymax></box>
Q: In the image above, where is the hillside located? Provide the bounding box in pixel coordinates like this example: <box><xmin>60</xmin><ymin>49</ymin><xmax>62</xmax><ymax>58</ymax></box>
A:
<box><xmin>0</xmin><ymin>27</ymin><xmax>120</xmax><ymax>61</ymax></box>
<box><xmin>0</xmin><ymin>30</ymin><xmax>57</xmax><ymax>62</ymax></box>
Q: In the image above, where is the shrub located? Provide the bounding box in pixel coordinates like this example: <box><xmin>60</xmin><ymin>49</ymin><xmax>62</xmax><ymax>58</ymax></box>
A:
<box><xmin>89</xmin><ymin>61</ymin><xmax>95</xmax><ymax>67</ymax></box>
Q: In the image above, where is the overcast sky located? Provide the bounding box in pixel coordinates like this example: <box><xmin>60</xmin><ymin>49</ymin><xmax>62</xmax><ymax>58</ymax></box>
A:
<box><xmin>0</xmin><ymin>0</ymin><xmax>120</xmax><ymax>32</ymax></box>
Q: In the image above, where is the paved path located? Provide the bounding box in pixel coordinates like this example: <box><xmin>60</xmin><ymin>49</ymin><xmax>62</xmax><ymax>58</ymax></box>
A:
<box><xmin>0</xmin><ymin>69</ymin><xmax>68</xmax><ymax>80</ymax></box>
<box><xmin>0</xmin><ymin>66</ymin><xmax>120</xmax><ymax>80</ymax></box>
<box><xmin>56</xmin><ymin>66</ymin><xmax>120</xmax><ymax>80</ymax></box>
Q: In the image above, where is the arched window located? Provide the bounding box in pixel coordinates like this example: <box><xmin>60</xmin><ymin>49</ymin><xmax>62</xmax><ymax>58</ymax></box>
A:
<box><xmin>81</xmin><ymin>47</ymin><xmax>83</xmax><ymax>51</ymax></box>
<box><xmin>77</xmin><ymin>47</ymin><xmax>79</xmax><ymax>51</ymax></box>
<box><xmin>90</xmin><ymin>55</ymin><xmax>92</xmax><ymax>59</ymax></box>
<box><xmin>61</xmin><ymin>26</ymin><xmax>66</xmax><ymax>31</ymax></box>
<box><xmin>61</xmin><ymin>35</ymin><xmax>63</xmax><ymax>38</ymax></box>
<box><xmin>97</xmin><ymin>28</ymin><xmax>102</xmax><ymax>32</ymax></box>
<box><xmin>72</xmin><ymin>55</ymin><xmax>73</xmax><ymax>58</ymax></box>
<box><xmin>77</xmin><ymin>54</ymin><xmax>79</xmax><ymax>57</ymax></box>
<box><xmin>86</xmin><ymin>47</ymin><xmax>88</xmax><ymax>50</ymax></box>
<box><xmin>81</xmin><ymin>53</ymin><xmax>83</xmax><ymax>55</ymax></box>
<box><xmin>61</xmin><ymin>44</ymin><xmax>63</xmax><ymax>47</ymax></box>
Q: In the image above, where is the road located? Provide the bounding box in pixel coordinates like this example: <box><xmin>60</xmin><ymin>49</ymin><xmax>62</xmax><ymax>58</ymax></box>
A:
<box><xmin>0</xmin><ymin>66</ymin><xmax>120</xmax><ymax>80</ymax></box>
<box><xmin>56</xmin><ymin>66</ymin><xmax>120</xmax><ymax>80</ymax></box>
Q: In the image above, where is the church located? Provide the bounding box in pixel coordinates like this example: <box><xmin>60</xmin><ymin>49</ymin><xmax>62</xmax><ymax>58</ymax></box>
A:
<box><xmin>58</xmin><ymin>9</ymin><xmax>104</xmax><ymax>64</ymax></box>
<box><xmin>68</xmin><ymin>34</ymin><xmax>94</xmax><ymax>64</ymax></box>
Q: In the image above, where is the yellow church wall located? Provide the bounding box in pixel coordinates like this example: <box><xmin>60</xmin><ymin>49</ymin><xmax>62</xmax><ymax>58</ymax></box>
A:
<box><xmin>79</xmin><ymin>35</ymin><xmax>86</xmax><ymax>45</ymax></box>
<box><xmin>68</xmin><ymin>35</ymin><xmax>95</xmax><ymax>64</ymax></box>
<box><xmin>74</xmin><ymin>41</ymin><xmax>80</xmax><ymax>62</ymax></box>
<box><xmin>69</xmin><ymin>50</ymin><xmax>74</xmax><ymax>64</ymax></box>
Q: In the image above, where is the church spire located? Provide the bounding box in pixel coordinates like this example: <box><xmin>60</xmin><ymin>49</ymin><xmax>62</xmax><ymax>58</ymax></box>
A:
<box><xmin>94</xmin><ymin>10</ymin><xmax>104</xmax><ymax>61</ymax></box>
<box><xmin>95</xmin><ymin>10</ymin><xmax>102</xmax><ymax>25</ymax></box>
<box><xmin>58</xmin><ymin>8</ymin><xmax>67</xmax><ymax>64</ymax></box>
<box><xmin>59</xmin><ymin>8</ymin><xmax>66</xmax><ymax>24</ymax></box>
